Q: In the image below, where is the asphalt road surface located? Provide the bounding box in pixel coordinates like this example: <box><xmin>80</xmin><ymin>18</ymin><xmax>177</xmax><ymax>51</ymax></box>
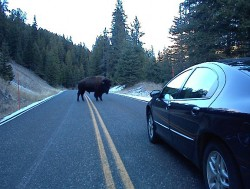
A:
<box><xmin>0</xmin><ymin>90</ymin><xmax>204</xmax><ymax>189</ymax></box>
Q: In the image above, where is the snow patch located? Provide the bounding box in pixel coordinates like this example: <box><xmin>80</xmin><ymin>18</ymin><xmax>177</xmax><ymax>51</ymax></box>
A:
<box><xmin>110</xmin><ymin>84</ymin><xmax>153</xmax><ymax>102</ymax></box>
<box><xmin>109</xmin><ymin>85</ymin><xmax>125</xmax><ymax>93</ymax></box>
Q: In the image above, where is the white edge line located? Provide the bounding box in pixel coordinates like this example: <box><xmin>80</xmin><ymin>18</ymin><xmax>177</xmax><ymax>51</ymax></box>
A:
<box><xmin>0</xmin><ymin>91</ymin><xmax>64</xmax><ymax>126</ymax></box>
<box><xmin>111</xmin><ymin>93</ymin><xmax>151</xmax><ymax>103</ymax></box>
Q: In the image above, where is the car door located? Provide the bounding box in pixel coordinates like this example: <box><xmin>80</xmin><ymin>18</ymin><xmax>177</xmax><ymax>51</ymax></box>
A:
<box><xmin>152</xmin><ymin>69</ymin><xmax>193</xmax><ymax>144</ymax></box>
<box><xmin>167</xmin><ymin>67</ymin><xmax>219</xmax><ymax>159</ymax></box>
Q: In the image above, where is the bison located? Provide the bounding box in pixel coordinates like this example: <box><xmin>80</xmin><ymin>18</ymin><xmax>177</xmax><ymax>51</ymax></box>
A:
<box><xmin>77</xmin><ymin>76</ymin><xmax>111</xmax><ymax>101</ymax></box>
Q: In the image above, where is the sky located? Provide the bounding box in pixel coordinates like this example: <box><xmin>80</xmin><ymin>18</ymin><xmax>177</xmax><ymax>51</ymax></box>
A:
<box><xmin>7</xmin><ymin>0</ymin><xmax>183</xmax><ymax>53</ymax></box>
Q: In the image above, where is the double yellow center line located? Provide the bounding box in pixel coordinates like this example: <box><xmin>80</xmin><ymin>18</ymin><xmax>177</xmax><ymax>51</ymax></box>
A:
<box><xmin>85</xmin><ymin>95</ymin><xmax>134</xmax><ymax>189</ymax></box>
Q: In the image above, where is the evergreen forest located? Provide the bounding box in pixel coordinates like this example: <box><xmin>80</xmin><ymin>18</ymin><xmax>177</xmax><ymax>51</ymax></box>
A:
<box><xmin>1</xmin><ymin>0</ymin><xmax>250</xmax><ymax>88</ymax></box>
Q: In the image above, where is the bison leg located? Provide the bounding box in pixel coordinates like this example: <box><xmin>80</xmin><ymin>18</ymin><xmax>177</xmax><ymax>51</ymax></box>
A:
<box><xmin>99</xmin><ymin>94</ymin><xmax>103</xmax><ymax>101</ymax></box>
<box><xmin>77</xmin><ymin>90</ymin><xmax>85</xmax><ymax>101</ymax></box>
<box><xmin>81</xmin><ymin>90</ymin><xmax>85</xmax><ymax>101</ymax></box>
<box><xmin>81</xmin><ymin>93</ymin><xmax>84</xmax><ymax>101</ymax></box>
<box><xmin>77</xmin><ymin>91</ymin><xmax>80</xmax><ymax>101</ymax></box>
<box><xmin>94</xmin><ymin>92</ymin><xmax>98</xmax><ymax>101</ymax></box>
<box><xmin>94</xmin><ymin>92</ymin><xmax>103</xmax><ymax>101</ymax></box>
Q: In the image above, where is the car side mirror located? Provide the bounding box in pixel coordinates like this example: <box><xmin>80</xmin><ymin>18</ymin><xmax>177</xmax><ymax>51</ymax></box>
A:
<box><xmin>150</xmin><ymin>90</ymin><xmax>161</xmax><ymax>98</ymax></box>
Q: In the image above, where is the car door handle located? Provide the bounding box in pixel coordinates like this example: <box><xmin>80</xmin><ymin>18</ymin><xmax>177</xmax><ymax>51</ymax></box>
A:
<box><xmin>191</xmin><ymin>106</ymin><xmax>200</xmax><ymax>116</ymax></box>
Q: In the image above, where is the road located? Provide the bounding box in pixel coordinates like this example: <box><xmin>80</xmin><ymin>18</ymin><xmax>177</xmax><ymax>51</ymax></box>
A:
<box><xmin>0</xmin><ymin>90</ymin><xmax>204</xmax><ymax>189</ymax></box>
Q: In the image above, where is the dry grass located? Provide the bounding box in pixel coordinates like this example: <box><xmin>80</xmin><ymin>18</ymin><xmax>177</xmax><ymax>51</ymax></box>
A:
<box><xmin>0</xmin><ymin>62</ymin><xmax>60</xmax><ymax>120</ymax></box>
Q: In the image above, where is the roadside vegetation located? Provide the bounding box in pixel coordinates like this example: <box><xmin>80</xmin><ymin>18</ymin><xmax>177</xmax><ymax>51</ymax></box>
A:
<box><xmin>0</xmin><ymin>62</ymin><xmax>59</xmax><ymax>119</ymax></box>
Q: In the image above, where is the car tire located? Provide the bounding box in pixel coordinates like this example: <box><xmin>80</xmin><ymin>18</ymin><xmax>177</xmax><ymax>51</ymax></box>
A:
<box><xmin>203</xmin><ymin>141</ymin><xmax>242</xmax><ymax>189</ymax></box>
<box><xmin>147</xmin><ymin>110</ymin><xmax>158</xmax><ymax>143</ymax></box>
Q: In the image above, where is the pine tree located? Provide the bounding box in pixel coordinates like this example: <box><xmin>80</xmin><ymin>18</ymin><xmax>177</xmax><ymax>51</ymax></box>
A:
<box><xmin>115</xmin><ymin>42</ymin><xmax>144</xmax><ymax>86</ymax></box>
<box><xmin>110</xmin><ymin>0</ymin><xmax>128</xmax><ymax>81</ymax></box>
<box><xmin>170</xmin><ymin>0</ymin><xmax>250</xmax><ymax>66</ymax></box>
<box><xmin>8</xmin><ymin>8</ymin><xmax>27</xmax><ymax>65</ymax></box>
<box><xmin>144</xmin><ymin>48</ymin><xmax>162</xmax><ymax>83</ymax></box>
<box><xmin>0</xmin><ymin>0</ymin><xmax>8</xmax><ymax>46</ymax></box>
<box><xmin>0</xmin><ymin>41</ymin><xmax>14</xmax><ymax>81</ymax></box>
<box><xmin>44</xmin><ymin>45</ymin><xmax>61</xmax><ymax>86</ymax></box>
<box><xmin>130</xmin><ymin>16</ymin><xmax>145</xmax><ymax>47</ymax></box>
<box><xmin>89</xmin><ymin>28</ymin><xmax>111</xmax><ymax>77</ymax></box>
<box><xmin>23</xmin><ymin>36</ymin><xmax>33</xmax><ymax>68</ymax></box>
<box><xmin>89</xmin><ymin>36</ymin><xmax>104</xmax><ymax>76</ymax></box>
<box><xmin>32</xmin><ymin>15</ymin><xmax>38</xmax><ymax>41</ymax></box>
<box><xmin>111</xmin><ymin>0</ymin><xmax>128</xmax><ymax>49</ymax></box>
<box><xmin>76</xmin><ymin>43</ymin><xmax>89</xmax><ymax>78</ymax></box>
<box><xmin>102</xmin><ymin>28</ymin><xmax>111</xmax><ymax>77</ymax></box>
<box><xmin>114</xmin><ymin>16</ymin><xmax>146</xmax><ymax>85</ymax></box>
<box><xmin>32</xmin><ymin>42</ymin><xmax>43</xmax><ymax>75</ymax></box>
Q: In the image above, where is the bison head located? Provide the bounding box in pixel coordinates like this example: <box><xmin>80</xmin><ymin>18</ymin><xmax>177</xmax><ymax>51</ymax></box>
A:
<box><xmin>101</xmin><ymin>78</ymin><xmax>111</xmax><ymax>94</ymax></box>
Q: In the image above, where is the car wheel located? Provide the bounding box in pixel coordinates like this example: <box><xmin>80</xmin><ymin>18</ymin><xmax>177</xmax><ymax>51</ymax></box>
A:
<box><xmin>203</xmin><ymin>141</ymin><xmax>242</xmax><ymax>189</ymax></box>
<box><xmin>147</xmin><ymin>111</ymin><xmax>158</xmax><ymax>143</ymax></box>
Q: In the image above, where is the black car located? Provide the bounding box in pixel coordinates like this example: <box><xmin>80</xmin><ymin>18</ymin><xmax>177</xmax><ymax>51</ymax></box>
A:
<box><xmin>146</xmin><ymin>58</ymin><xmax>250</xmax><ymax>189</ymax></box>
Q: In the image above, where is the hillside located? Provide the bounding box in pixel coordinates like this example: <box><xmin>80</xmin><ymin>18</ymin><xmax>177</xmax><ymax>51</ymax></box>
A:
<box><xmin>0</xmin><ymin>62</ymin><xmax>60</xmax><ymax>119</ymax></box>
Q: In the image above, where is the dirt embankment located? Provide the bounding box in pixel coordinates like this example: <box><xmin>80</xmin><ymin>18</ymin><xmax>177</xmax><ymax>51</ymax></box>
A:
<box><xmin>0</xmin><ymin>62</ymin><xmax>60</xmax><ymax>120</ymax></box>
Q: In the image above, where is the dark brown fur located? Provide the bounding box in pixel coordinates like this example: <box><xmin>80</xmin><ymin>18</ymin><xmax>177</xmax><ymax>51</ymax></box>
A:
<box><xmin>77</xmin><ymin>76</ymin><xmax>111</xmax><ymax>101</ymax></box>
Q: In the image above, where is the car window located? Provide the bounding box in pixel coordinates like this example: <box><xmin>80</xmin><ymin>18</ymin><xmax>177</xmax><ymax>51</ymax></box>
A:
<box><xmin>162</xmin><ymin>69</ymin><xmax>192</xmax><ymax>99</ymax></box>
<box><xmin>179</xmin><ymin>67</ymin><xmax>218</xmax><ymax>99</ymax></box>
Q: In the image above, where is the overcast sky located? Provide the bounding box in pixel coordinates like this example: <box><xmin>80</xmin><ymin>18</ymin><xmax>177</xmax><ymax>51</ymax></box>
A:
<box><xmin>7</xmin><ymin>0</ymin><xmax>182</xmax><ymax>53</ymax></box>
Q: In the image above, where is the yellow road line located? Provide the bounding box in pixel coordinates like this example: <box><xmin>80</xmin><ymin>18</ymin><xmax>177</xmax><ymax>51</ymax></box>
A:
<box><xmin>86</xmin><ymin>97</ymin><xmax>116</xmax><ymax>189</ymax></box>
<box><xmin>86</xmin><ymin>95</ymin><xmax>135</xmax><ymax>189</ymax></box>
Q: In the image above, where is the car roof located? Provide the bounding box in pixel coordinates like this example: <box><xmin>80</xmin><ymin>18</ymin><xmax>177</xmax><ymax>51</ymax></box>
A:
<box><xmin>215</xmin><ymin>57</ymin><xmax>250</xmax><ymax>77</ymax></box>
<box><xmin>216</xmin><ymin>57</ymin><xmax>250</xmax><ymax>65</ymax></box>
